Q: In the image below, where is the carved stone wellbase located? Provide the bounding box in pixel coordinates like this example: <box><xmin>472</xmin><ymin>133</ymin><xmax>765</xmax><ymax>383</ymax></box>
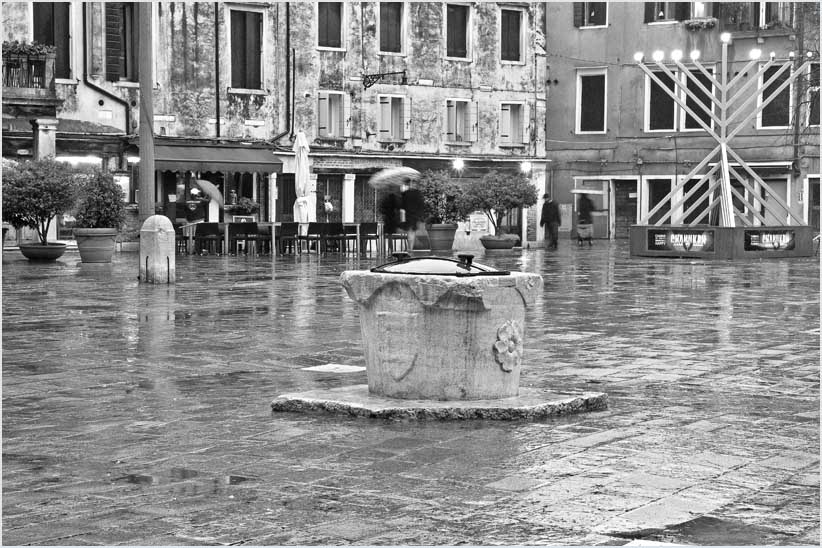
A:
<box><xmin>340</xmin><ymin>270</ymin><xmax>543</xmax><ymax>400</ymax></box>
<box><xmin>272</xmin><ymin>385</ymin><xmax>607</xmax><ymax>421</ymax></box>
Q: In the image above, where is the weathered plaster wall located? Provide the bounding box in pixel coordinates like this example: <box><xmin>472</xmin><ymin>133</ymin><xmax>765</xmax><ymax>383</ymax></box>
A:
<box><xmin>1</xmin><ymin>2</ymin><xmax>29</xmax><ymax>42</ymax></box>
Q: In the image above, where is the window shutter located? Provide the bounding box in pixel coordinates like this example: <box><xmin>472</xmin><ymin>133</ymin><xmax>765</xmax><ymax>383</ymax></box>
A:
<box><xmin>379</xmin><ymin>96</ymin><xmax>391</xmax><ymax>138</ymax></box>
<box><xmin>445</xmin><ymin>100</ymin><xmax>455</xmax><ymax>140</ymax></box>
<box><xmin>522</xmin><ymin>102</ymin><xmax>531</xmax><ymax>145</ymax></box>
<box><xmin>246</xmin><ymin>12</ymin><xmax>262</xmax><ymax>89</ymax></box>
<box><xmin>500</xmin><ymin>104</ymin><xmax>511</xmax><ymax>141</ymax></box>
<box><xmin>643</xmin><ymin>2</ymin><xmax>655</xmax><ymax>23</ymax></box>
<box><xmin>573</xmin><ymin>3</ymin><xmax>584</xmax><ymax>27</ymax></box>
<box><xmin>317</xmin><ymin>92</ymin><xmax>329</xmax><ymax>135</ymax></box>
<box><xmin>105</xmin><ymin>2</ymin><xmax>123</xmax><ymax>81</ymax></box>
<box><xmin>469</xmin><ymin>101</ymin><xmax>478</xmax><ymax>141</ymax></box>
<box><xmin>403</xmin><ymin>97</ymin><xmax>412</xmax><ymax>139</ymax></box>
<box><xmin>674</xmin><ymin>2</ymin><xmax>690</xmax><ymax>21</ymax></box>
<box><xmin>231</xmin><ymin>11</ymin><xmax>244</xmax><ymax>87</ymax></box>
<box><xmin>343</xmin><ymin>92</ymin><xmax>352</xmax><ymax>137</ymax></box>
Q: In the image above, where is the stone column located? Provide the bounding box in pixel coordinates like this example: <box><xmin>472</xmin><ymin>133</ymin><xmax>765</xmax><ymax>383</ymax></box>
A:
<box><xmin>308</xmin><ymin>173</ymin><xmax>318</xmax><ymax>222</ymax></box>
<box><xmin>343</xmin><ymin>173</ymin><xmax>356</xmax><ymax>222</ymax></box>
<box><xmin>31</xmin><ymin>118</ymin><xmax>58</xmax><ymax>159</ymax></box>
<box><xmin>269</xmin><ymin>172</ymin><xmax>278</xmax><ymax>223</ymax></box>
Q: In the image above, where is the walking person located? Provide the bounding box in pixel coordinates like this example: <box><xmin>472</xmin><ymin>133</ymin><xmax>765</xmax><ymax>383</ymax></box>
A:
<box><xmin>540</xmin><ymin>194</ymin><xmax>561</xmax><ymax>250</ymax></box>
<box><xmin>577</xmin><ymin>193</ymin><xmax>594</xmax><ymax>246</ymax></box>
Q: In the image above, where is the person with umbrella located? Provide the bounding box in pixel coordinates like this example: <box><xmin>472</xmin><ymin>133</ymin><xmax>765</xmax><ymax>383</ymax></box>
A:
<box><xmin>371</xmin><ymin>168</ymin><xmax>424</xmax><ymax>250</ymax></box>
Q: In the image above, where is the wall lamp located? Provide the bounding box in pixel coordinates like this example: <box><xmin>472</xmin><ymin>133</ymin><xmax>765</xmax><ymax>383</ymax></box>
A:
<box><xmin>362</xmin><ymin>70</ymin><xmax>407</xmax><ymax>89</ymax></box>
<box><xmin>452</xmin><ymin>158</ymin><xmax>465</xmax><ymax>171</ymax></box>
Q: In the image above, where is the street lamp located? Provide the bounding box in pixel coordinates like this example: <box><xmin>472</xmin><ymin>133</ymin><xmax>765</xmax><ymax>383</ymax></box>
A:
<box><xmin>452</xmin><ymin>158</ymin><xmax>464</xmax><ymax>171</ymax></box>
<box><xmin>520</xmin><ymin>161</ymin><xmax>532</xmax><ymax>173</ymax></box>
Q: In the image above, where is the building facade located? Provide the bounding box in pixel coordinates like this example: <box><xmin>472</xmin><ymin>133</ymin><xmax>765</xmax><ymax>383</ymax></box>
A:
<box><xmin>544</xmin><ymin>2</ymin><xmax>820</xmax><ymax>241</ymax></box>
<box><xmin>2</xmin><ymin>1</ymin><xmax>549</xmax><ymax>246</ymax></box>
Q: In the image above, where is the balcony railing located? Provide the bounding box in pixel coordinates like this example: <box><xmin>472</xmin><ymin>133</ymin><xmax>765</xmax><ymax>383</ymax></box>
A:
<box><xmin>2</xmin><ymin>52</ymin><xmax>55</xmax><ymax>90</ymax></box>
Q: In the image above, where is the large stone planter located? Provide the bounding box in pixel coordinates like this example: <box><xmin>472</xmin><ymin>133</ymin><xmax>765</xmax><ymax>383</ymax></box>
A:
<box><xmin>19</xmin><ymin>242</ymin><xmax>67</xmax><ymax>261</ymax></box>
<box><xmin>75</xmin><ymin>228</ymin><xmax>118</xmax><ymax>263</ymax></box>
<box><xmin>427</xmin><ymin>223</ymin><xmax>458</xmax><ymax>251</ymax></box>
<box><xmin>340</xmin><ymin>255</ymin><xmax>543</xmax><ymax>400</ymax></box>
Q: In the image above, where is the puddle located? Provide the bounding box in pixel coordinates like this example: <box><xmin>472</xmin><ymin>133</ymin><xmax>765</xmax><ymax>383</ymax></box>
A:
<box><xmin>117</xmin><ymin>474</ymin><xmax>154</xmax><ymax>485</ymax></box>
<box><xmin>170</xmin><ymin>467</ymin><xmax>199</xmax><ymax>480</ymax></box>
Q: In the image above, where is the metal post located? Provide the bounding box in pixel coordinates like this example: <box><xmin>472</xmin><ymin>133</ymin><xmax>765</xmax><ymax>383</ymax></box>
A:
<box><xmin>138</xmin><ymin>2</ymin><xmax>155</xmax><ymax>221</ymax></box>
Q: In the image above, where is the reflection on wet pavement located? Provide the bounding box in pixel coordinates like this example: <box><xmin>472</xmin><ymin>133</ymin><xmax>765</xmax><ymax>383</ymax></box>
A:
<box><xmin>2</xmin><ymin>245</ymin><xmax>818</xmax><ymax>545</ymax></box>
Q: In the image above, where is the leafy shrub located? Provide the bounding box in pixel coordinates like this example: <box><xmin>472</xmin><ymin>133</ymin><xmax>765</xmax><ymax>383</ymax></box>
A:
<box><xmin>461</xmin><ymin>170</ymin><xmax>538</xmax><ymax>234</ymax></box>
<box><xmin>230</xmin><ymin>197</ymin><xmax>260</xmax><ymax>215</ymax></box>
<box><xmin>415</xmin><ymin>170</ymin><xmax>470</xmax><ymax>224</ymax></box>
<box><xmin>2</xmin><ymin>40</ymin><xmax>57</xmax><ymax>56</ymax></box>
<box><xmin>2</xmin><ymin>158</ymin><xmax>79</xmax><ymax>244</ymax></box>
<box><xmin>74</xmin><ymin>169</ymin><xmax>126</xmax><ymax>229</ymax></box>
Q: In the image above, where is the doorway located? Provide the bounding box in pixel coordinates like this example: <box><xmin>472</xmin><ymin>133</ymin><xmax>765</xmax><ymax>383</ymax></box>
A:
<box><xmin>611</xmin><ymin>179</ymin><xmax>637</xmax><ymax>238</ymax></box>
<box><xmin>760</xmin><ymin>178</ymin><xmax>788</xmax><ymax>225</ymax></box>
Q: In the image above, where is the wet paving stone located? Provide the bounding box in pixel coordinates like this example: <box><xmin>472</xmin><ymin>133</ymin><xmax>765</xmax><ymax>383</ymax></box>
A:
<box><xmin>2</xmin><ymin>245</ymin><xmax>818</xmax><ymax>545</ymax></box>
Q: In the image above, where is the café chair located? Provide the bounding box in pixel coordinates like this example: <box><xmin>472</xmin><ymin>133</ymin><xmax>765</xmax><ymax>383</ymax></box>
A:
<box><xmin>276</xmin><ymin>222</ymin><xmax>299</xmax><ymax>254</ymax></box>
<box><xmin>358</xmin><ymin>222</ymin><xmax>379</xmax><ymax>254</ymax></box>
<box><xmin>193</xmin><ymin>222</ymin><xmax>223</xmax><ymax>255</ymax></box>
<box><xmin>228</xmin><ymin>222</ymin><xmax>262</xmax><ymax>255</ymax></box>
<box><xmin>298</xmin><ymin>222</ymin><xmax>325</xmax><ymax>253</ymax></box>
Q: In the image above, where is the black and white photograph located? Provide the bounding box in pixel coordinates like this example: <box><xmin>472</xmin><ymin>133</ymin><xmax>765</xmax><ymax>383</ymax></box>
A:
<box><xmin>1</xmin><ymin>1</ymin><xmax>819</xmax><ymax>545</ymax></box>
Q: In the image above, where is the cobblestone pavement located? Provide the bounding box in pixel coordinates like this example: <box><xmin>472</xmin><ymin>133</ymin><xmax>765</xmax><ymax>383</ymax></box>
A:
<box><xmin>2</xmin><ymin>242</ymin><xmax>819</xmax><ymax>546</ymax></box>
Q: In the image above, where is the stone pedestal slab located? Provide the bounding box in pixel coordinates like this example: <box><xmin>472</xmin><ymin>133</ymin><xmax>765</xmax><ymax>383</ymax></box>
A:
<box><xmin>271</xmin><ymin>385</ymin><xmax>607</xmax><ymax>420</ymax></box>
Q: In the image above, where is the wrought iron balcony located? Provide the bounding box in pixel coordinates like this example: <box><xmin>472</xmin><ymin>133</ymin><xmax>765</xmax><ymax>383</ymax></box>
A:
<box><xmin>2</xmin><ymin>47</ymin><xmax>60</xmax><ymax>116</ymax></box>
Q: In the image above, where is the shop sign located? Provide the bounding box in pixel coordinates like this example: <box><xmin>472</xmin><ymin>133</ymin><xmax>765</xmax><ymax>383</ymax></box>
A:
<box><xmin>648</xmin><ymin>229</ymin><xmax>715</xmax><ymax>252</ymax></box>
<box><xmin>744</xmin><ymin>230</ymin><xmax>795</xmax><ymax>251</ymax></box>
<box><xmin>469</xmin><ymin>213</ymin><xmax>489</xmax><ymax>232</ymax></box>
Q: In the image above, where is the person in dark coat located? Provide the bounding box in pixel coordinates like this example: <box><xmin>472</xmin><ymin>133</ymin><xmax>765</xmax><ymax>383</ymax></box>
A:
<box><xmin>540</xmin><ymin>194</ymin><xmax>561</xmax><ymax>250</ymax></box>
<box><xmin>577</xmin><ymin>193</ymin><xmax>594</xmax><ymax>246</ymax></box>
<box><xmin>378</xmin><ymin>178</ymin><xmax>426</xmax><ymax>249</ymax></box>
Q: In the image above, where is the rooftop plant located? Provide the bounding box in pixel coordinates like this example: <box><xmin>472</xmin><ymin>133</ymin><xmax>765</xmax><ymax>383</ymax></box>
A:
<box><xmin>2</xmin><ymin>40</ymin><xmax>57</xmax><ymax>56</ymax></box>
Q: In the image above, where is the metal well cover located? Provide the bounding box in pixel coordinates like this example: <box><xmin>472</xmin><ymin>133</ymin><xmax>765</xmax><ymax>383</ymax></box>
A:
<box><xmin>371</xmin><ymin>254</ymin><xmax>510</xmax><ymax>276</ymax></box>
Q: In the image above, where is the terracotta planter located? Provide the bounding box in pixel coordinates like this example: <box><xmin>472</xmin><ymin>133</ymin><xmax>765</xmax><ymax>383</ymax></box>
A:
<box><xmin>480</xmin><ymin>236</ymin><xmax>518</xmax><ymax>250</ymax></box>
<box><xmin>19</xmin><ymin>242</ymin><xmax>67</xmax><ymax>261</ymax></box>
<box><xmin>75</xmin><ymin>228</ymin><xmax>118</xmax><ymax>263</ymax></box>
<box><xmin>427</xmin><ymin>223</ymin><xmax>458</xmax><ymax>251</ymax></box>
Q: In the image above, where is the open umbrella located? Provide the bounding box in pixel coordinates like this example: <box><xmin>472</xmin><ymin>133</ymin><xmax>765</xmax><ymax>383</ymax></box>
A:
<box><xmin>192</xmin><ymin>179</ymin><xmax>224</xmax><ymax>208</ymax></box>
<box><xmin>292</xmin><ymin>131</ymin><xmax>311</xmax><ymax>223</ymax></box>
<box><xmin>368</xmin><ymin>167</ymin><xmax>420</xmax><ymax>191</ymax></box>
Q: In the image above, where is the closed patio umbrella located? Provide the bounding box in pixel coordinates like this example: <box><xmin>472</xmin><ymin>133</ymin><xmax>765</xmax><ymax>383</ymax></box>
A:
<box><xmin>292</xmin><ymin>131</ymin><xmax>311</xmax><ymax>223</ymax></box>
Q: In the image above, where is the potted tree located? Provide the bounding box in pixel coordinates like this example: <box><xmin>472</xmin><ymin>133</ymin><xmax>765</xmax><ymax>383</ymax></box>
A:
<box><xmin>461</xmin><ymin>170</ymin><xmax>538</xmax><ymax>250</ymax></box>
<box><xmin>415</xmin><ymin>170</ymin><xmax>469</xmax><ymax>251</ymax></box>
<box><xmin>73</xmin><ymin>169</ymin><xmax>126</xmax><ymax>263</ymax></box>
<box><xmin>2</xmin><ymin>158</ymin><xmax>78</xmax><ymax>261</ymax></box>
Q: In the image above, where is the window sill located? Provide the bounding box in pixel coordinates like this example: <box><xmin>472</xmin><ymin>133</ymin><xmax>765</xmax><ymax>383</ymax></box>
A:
<box><xmin>579</xmin><ymin>24</ymin><xmax>608</xmax><ymax>29</ymax></box>
<box><xmin>317</xmin><ymin>46</ymin><xmax>346</xmax><ymax>52</ymax></box>
<box><xmin>378</xmin><ymin>51</ymin><xmax>406</xmax><ymax>57</ymax></box>
<box><xmin>444</xmin><ymin>141</ymin><xmax>473</xmax><ymax>147</ymax></box>
<box><xmin>113</xmin><ymin>81</ymin><xmax>140</xmax><ymax>88</ymax></box>
<box><xmin>377</xmin><ymin>139</ymin><xmax>406</xmax><ymax>144</ymax></box>
<box><xmin>228</xmin><ymin>87</ymin><xmax>267</xmax><ymax>96</ymax></box>
<box><xmin>575</xmin><ymin>131</ymin><xmax>607</xmax><ymax>135</ymax></box>
<box><xmin>55</xmin><ymin>78</ymin><xmax>79</xmax><ymax>86</ymax></box>
<box><xmin>498</xmin><ymin>143</ymin><xmax>526</xmax><ymax>149</ymax></box>
<box><xmin>444</xmin><ymin>56</ymin><xmax>472</xmax><ymax>63</ymax></box>
<box><xmin>647</xmin><ymin>20</ymin><xmax>679</xmax><ymax>25</ymax></box>
<box><xmin>315</xmin><ymin>136</ymin><xmax>347</xmax><ymax>145</ymax></box>
<box><xmin>501</xmin><ymin>60</ymin><xmax>526</xmax><ymax>66</ymax></box>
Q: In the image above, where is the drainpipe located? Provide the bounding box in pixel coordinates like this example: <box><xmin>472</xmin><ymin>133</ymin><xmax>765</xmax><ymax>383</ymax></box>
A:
<box><xmin>214</xmin><ymin>2</ymin><xmax>220</xmax><ymax>138</ymax></box>
<box><xmin>272</xmin><ymin>3</ymin><xmax>292</xmax><ymax>142</ymax></box>
<box><xmin>82</xmin><ymin>3</ymin><xmax>131</xmax><ymax>136</ymax></box>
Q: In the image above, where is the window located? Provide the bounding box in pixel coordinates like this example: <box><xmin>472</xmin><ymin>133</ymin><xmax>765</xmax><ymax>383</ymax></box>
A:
<box><xmin>576</xmin><ymin>69</ymin><xmax>606</xmax><ymax>133</ymax></box>
<box><xmin>317</xmin><ymin>91</ymin><xmax>349</xmax><ymax>138</ymax></box>
<box><xmin>378</xmin><ymin>95</ymin><xmax>411</xmax><ymax>140</ymax></box>
<box><xmin>759</xmin><ymin>64</ymin><xmax>791</xmax><ymax>128</ymax></box>
<box><xmin>379</xmin><ymin>2</ymin><xmax>403</xmax><ymax>53</ymax></box>
<box><xmin>33</xmin><ymin>2</ymin><xmax>71</xmax><ymax>79</ymax></box>
<box><xmin>644</xmin><ymin>68</ymin><xmax>715</xmax><ymax>132</ymax></box>
<box><xmin>445</xmin><ymin>99</ymin><xmax>477</xmax><ymax>142</ymax></box>
<box><xmin>230</xmin><ymin>10</ymin><xmax>262</xmax><ymax>89</ymax></box>
<box><xmin>753</xmin><ymin>2</ymin><xmax>794</xmax><ymax>29</ymax></box>
<box><xmin>105</xmin><ymin>2</ymin><xmax>139</xmax><ymax>81</ymax></box>
<box><xmin>500</xmin><ymin>103</ymin><xmax>527</xmax><ymax>145</ymax></box>
<box><xmin>643</xmin><ymin>2</ymin><xmax>690</xmax><ymax>23</ymax></box>
<box><xmin>500</xmin><ymin>9</ymin><xmax>522</xmax><ymax>62</ymax></box>
<box><xmin>446</xmin><ymin>4</ymin><xmax>469</xmax><ymax>59</ymax></box>
<box><xmin>808</xmin><ymin>63</ymin><xmax>820</xmax><ymax>127</ymax></box>
<box><xmin>318</xmin><ymin>2</ymin><xmax>343</xmax><ymax>48</ymax></box>
<box><xmin>573</xmin><ymin>2</ymin><xmax>607</xmax><ymax>27</ymax></box>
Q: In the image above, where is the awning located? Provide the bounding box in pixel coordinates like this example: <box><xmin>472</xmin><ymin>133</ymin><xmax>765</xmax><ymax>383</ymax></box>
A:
<box><xmin>153</xmin><ymin>144</ymin><xmax>282</xmax><ymax>173</ymax></box>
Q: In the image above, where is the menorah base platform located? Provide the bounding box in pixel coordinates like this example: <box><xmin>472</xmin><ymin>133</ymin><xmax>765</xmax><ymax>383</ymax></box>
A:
<box><xmin>630</xmin><ymin>225</ymin><xmax>815</xmax><ymax>259</ymax></box>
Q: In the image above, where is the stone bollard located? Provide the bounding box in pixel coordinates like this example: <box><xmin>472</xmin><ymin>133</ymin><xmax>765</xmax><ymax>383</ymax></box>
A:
<box><xmin>139</xmin><ymin>215</ymin><xmax>175</xmax><ymax>284</ymax></box>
